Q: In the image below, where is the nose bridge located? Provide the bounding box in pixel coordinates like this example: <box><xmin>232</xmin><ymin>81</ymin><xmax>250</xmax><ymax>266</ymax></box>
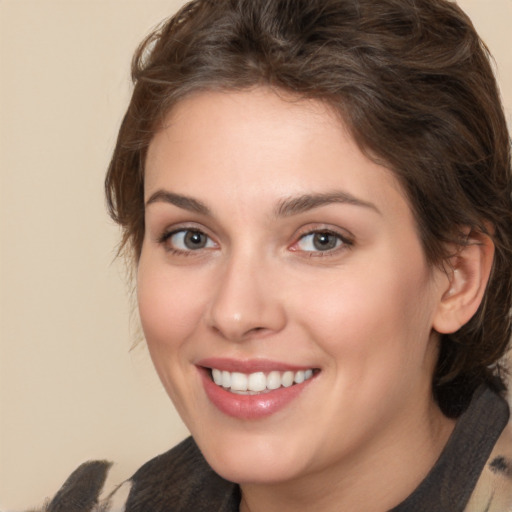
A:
<box><xmin>206</xmin><ymin>245</ymin><xmax>285</xmax><ymax>341</ymax></box>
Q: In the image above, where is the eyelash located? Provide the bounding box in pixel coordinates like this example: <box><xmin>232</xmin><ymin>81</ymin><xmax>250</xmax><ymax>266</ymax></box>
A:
<box><xmin>158</xmin><ymin>227</ymin><xmax>217</xmax><ymax>256</ymax></box>
<box><xmin>157</xmin><ymin>227</ymin><xmax>353</xmax><ymax>257</ymax></box>
<box><xmin>291</xmin><ymin>228</ymin><xmax>353</xmax><ymax>257</ymax></box>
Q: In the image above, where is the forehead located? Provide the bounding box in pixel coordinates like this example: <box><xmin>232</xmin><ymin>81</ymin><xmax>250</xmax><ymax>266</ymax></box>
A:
<box><xmin>146</xmin><ymin>89</ymin><xmax>344</xmax><ymax>186</ymax></box>
<box><xmin>144</xmin><ymin>87</ymin><xmax>410</xmax><ymax>223</ymax></box>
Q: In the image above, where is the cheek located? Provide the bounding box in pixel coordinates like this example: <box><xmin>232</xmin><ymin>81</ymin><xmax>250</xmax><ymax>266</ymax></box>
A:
<box><xmin>292</xmin><ymin>264</ymin><xmax>438</xmax><ymax>429</ymax></box>
<box><xmin>291</xmin><ymin>257</ymin><xmax>436</xmax><ymax>370</ymax></box>
<box><xmin>136</xmin><ymin>257</ymin><xmax>207</xmax><ymax>353</ymax></box>
<box><xmin>136</xmin><ymin>256</ymin><xmax>209</xmax><ymax>420</ymax></box>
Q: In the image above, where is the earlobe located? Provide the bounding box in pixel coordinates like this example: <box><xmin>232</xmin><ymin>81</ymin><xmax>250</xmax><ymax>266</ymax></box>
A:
<box><xmin>433</xmin><ymin>231</ymin><xmax>495</xmax><ymax>334</ymax></box>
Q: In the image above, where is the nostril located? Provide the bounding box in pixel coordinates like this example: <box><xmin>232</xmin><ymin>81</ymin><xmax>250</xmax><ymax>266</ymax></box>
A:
<box><xmin>207</xmin><ymin>321</ymin><xmax>269</xmax><ymax>341</ymax></box>
<box><xmin>246</xmin><ymin>326</ymin><xmax>270</xmax><ymax>337</ymax></box>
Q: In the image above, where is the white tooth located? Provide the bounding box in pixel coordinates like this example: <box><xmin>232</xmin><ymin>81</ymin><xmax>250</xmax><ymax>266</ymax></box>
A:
<box><xmin>248</xmin><ymin>372</ymin><xmax>267</xmax><ymax>392</ymax></box>
<box><xmin>267</xmin><ymin>371</ymin><xmax>282</xmax><ymax>390</ymax></box>
<box><xmin>221</xmin><ymin>370</ymin><xmax>231</xmax><ymax>388</ymax></box>
<box><xmin>294</xmin><ymin>370</ymin><xmax>305</xmax><ymax>384</ymax></box>
<box><xmin>212</xmin><ymin>369</ymin><xmax>222</xmax><ymax>385</ymax></box>
<box><xmin>231</xmin><ymin>372</ymin><xmax>248</xmax><ymax>391</ymax></box>
<box><xmin>213</xmin><ymin>369</ymin><xmax>314</xmax><ymax>391</ymax></box>
<box><xmin>282</xmin><ymin>371</ymin><xmax>294</xmax><ymax>387</ymax></box>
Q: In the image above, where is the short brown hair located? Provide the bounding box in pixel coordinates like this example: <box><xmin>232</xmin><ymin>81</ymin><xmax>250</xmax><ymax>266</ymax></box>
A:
<box><xmin>105</xmin><ymin>0</ymin><xmax>512</xmax><ymax>416</ymax></box>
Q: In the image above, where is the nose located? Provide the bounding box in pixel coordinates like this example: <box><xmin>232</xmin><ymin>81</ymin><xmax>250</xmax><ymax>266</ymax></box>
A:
<box><xmin>205</xmin><ymin>251</ymin><xmax>287</xmax><ymax>342</ymax></box>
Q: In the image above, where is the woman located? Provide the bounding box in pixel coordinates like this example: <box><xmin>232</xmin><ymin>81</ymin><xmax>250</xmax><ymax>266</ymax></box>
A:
<box><xmin>38</xmin><ymin>0</ymin><xmax>512</xmax><ymax>510</ymax></box>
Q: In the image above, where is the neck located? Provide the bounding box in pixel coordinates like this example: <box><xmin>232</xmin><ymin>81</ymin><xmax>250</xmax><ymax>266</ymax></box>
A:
<box><xmin>239</xmin><ymin>400</ymin><xmax>455</xmax><ymax>512</ymax></box>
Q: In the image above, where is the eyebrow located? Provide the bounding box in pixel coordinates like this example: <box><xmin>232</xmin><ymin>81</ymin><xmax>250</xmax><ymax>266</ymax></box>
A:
<box><xmin>145</xmin><ymin>189</ymin><xmax>379</xmax><ymax>217</ymax></box>
<box><xmin>145</xmin><ymin>190</ymin><xmax>210</xmax><ymax>215</ymax></box>
<box><xmin>275</xmin><ymin>191</ymin><xmax>380</xmax><ymax>217</ymax></box>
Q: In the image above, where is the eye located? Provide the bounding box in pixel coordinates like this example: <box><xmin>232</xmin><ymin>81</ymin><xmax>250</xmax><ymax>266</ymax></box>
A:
<box><xmin>162</xmin><ymin>229</ymin><xmax>216</xmax><ymax>252</ymax></box>
<box><xmin>294</xmin><ymin>230</ymin><xmax>347</xmax><ymax>253</ymax></box>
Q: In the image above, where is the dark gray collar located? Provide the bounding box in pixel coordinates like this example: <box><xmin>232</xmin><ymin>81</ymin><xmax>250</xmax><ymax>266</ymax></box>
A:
<box><xmin>391</xmin><ymin>385</ymin><xmax>509</xmax><ymax>512</ymax></box>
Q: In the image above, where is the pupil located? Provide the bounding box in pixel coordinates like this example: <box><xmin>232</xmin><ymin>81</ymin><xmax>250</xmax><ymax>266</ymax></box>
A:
<box><xmin>185</xmin><ymin>231</ymin><xmax>206</xmax><ymax>249</ymax></box>
<box><xmin>313</xmin><ymin>233</ymin><xmax>336</xmax><ymax>250</ymax></box>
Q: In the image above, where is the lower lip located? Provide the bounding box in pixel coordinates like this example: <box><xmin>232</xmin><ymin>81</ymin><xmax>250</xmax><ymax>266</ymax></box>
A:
<box><xmin>199</xmin><ymin>368</ymin><xmax>314</xmax><ymax>420</ymax></box>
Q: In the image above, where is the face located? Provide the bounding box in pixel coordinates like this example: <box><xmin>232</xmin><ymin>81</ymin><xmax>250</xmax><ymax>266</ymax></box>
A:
<box><xmin>138</xmin><ymin>88</ymin><xmax>449</xmax><ymax>486</ymax></box>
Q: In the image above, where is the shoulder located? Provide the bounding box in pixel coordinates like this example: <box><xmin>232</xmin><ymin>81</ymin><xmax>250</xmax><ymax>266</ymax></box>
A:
<box><xmin>466</xmin><ymin>420</ymin><xmax>512</xmax><ymax>511</ymax></box>
<box><xmin>32</xmin><ymin>437</ymin><xmax>238</xmax><ymax>512</ymax></box>
<box><xmin>123</xmin><ymin>437</ymin><xmax>238</xmax><ymax>511</ymax></box>
<box><xmin>28</xmin><ymin>459</ymin><xmax>113</xmax><ymax>512</ymax></box>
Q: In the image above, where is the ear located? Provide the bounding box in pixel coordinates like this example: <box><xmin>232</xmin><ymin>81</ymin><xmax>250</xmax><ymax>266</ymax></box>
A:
<box><xmin>433</xmin><ymin>230</ymin><xmax>495</xmax><ymax>334</ymax></box>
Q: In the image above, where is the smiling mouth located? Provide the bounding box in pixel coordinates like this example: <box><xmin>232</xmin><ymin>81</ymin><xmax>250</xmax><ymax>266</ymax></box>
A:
<box><xmin>208</xmin><ymin>368</ymin><xmax>318</xmax><ymax>395</ymax></box>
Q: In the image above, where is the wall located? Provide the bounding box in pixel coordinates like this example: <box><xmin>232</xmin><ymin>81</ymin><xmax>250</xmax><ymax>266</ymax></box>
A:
<box><xmin>0</xmin><ymin>1</ymin><xmax>511</xmax><ymax>509</ymax></box>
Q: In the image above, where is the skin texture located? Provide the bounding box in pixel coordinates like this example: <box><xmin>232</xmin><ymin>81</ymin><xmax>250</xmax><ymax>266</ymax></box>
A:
<box><xmin>137</xmin><ymin>88</ymin><xmax>466</xmax><ymax>511</ymax></box>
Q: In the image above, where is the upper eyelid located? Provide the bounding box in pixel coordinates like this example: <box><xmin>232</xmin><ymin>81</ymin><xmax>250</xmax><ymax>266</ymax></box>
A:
<box><xmin>299</xmin><ymin>231</ymin><xmax>347</xmax><ymax>242</ymax></box>
<box><xmin>294</xmin><ymin>225</ymin><xmax>354</xmax><ymax>242</ymax></box>
<box><xmin>156</xmin><ymin>223</ymin><xmax>212</xmax><ymax>241</ymax></box>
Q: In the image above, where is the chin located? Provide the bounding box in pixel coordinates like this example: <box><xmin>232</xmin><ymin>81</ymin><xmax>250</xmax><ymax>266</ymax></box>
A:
<box><xmin>210</xmin><ymin>456</ymin><xmax>304</xmax><ymax>485</ymax></box>
<box><xmin>195</xmin><ymin>431</ymin><xmax>310</xmax><ymax>485</ymax></box>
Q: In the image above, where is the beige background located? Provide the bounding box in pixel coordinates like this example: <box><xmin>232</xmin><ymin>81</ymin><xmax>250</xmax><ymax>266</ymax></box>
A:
<box><xmin>0</xmin><ymin>1</ymin><xmax>511</xmax><ymax>510</ymax></box>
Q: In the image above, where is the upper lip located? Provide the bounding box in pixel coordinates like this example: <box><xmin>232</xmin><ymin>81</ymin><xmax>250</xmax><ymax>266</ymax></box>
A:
<box><xmin>196</xmin><ymin>357</ymin><xmax>317</xmax><ymax>373</ymax></box>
